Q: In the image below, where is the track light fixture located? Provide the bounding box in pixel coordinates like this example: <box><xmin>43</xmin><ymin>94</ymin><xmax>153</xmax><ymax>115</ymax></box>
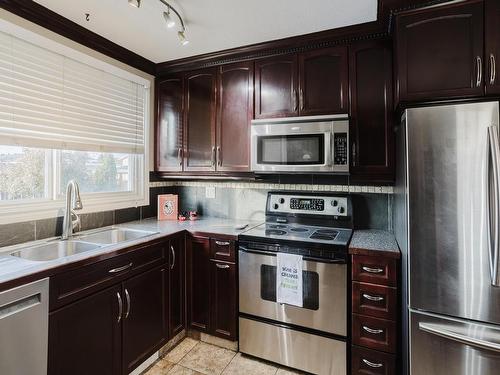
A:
<box><xmin>128</xmin><ymin>0</ymin><xmax>189</xmax><ymax>46</ymax></box>
<box><xmin>128</xmin><ymin>0</ymin><xmax>141</xmax><ymax>8</ymax></box>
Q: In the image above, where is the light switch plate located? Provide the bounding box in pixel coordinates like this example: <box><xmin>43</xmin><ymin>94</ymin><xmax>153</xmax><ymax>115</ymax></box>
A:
<box><xmin>205</xmin><ymin>186</ymin><xmax>216</xmax><ymax>199</ymax></box>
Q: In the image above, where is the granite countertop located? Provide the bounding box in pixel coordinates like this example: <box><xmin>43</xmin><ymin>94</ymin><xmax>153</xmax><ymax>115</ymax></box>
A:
<box><xmin>0</xmin><ymin>217</ymin><xmax>261</xmax><ymax>291</ymax></box>
<box><xmin>349</xmin><ymin>229</ymin><xmax>400</xmax><ymax>258</ymax></box>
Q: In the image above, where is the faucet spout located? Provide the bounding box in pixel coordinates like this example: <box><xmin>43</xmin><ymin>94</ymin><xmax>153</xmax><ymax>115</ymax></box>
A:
<box><xmin>61</xmin><ymin>180</ymin><xmax>83</xmax><ymax>240</ymax></box>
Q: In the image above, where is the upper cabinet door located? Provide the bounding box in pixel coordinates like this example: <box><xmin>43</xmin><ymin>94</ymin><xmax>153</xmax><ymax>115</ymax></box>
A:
<box><xmin>349</xmin><ymin>40</ymin><xmax>394</xmax><ymax>182</ymax></box>
<box><xmin>395</xmin><ymin>0</ymin><xmax>484</xmax><ymax>103</ymax></box>
<box><xmin>217</xmin><ymin>62</ymin><xmax>254</xmax><ymax>172</ymax></box>
<box><xmin>298</xmin><ymin>47</ymin><xmax>348</xmax><ymax>115</ymax></box>
<box><xmin>184</xmin><ymin>69</ymin><xmax>217</xmax><ymax>172</ymax></box>
<box><xmin>156</xmin><ymin>76</ymin><xmax>184</xmax><ymax>172</ymax></box>
<box><xmin>255</xmin><ymin>55</ymin><xmax>298</xmax><ymax>119</ymax></box>
<box><xmin>486</xmin><ymin>0</ymin><xmax>500</xmax><ymax>95</ymax></box>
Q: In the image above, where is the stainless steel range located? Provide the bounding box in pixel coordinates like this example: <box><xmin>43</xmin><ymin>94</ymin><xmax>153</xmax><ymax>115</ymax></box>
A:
<box><xmin>238</xmin><ymin>191</ymin><xmax>353</xmax><ymax>375</ymax></box>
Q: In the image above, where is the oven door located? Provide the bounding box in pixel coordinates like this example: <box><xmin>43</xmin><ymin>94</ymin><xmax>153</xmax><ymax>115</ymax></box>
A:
<box><xmin>250</xmin><ymin>122</ymin><xmax>333</xmax><ymax>173</ymax></box>
<box><xmin>238</xmin><ymin>247</ymin><xmax>347</xmax><ymax>336</ymax></box>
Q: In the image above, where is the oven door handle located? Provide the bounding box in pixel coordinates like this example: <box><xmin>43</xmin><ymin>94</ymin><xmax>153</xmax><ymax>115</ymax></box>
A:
<box><xmin>239</xmin><ymin>246</ymin><xmax>346</xmax><ymax>264</ymax></box>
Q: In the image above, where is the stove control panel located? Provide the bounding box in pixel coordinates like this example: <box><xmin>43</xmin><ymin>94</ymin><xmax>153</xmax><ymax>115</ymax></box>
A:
<box><xmin>268</xmin><ymin>194</ymin><xmax>349</xmax><ymax>217</ymax></box>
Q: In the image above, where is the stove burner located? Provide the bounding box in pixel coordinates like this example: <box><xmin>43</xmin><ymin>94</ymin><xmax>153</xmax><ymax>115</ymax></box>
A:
<box><xmin>309</xmin><ymin>234</ymin><xmax>336</xmax><ymax>241</ymax></box>
<box><xmin>268</xmin><ymin>224</ymin><xmax>287</xmax><ymax>229</ymax></box>
<box><xmin>289</xmin><ymin>228</ymin><xmax>308</xmax><ymax>232</ymax></box>
<box><xmin>314</xmin><ymin>229</ymin><xmax>339</xmax><ymax>236</ymax></box>
<box><xmin>265</xmin><ymin>229</ymin><xmax>287</xmax><ymax>236</ymax></box>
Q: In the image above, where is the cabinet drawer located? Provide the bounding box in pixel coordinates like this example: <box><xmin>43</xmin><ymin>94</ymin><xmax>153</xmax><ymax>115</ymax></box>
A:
<box><xmin>352</xmin><ymin>282</ymin><xmax>397</xmax><ymax>320</ymax></box>
<box><xmin>351</xmin><ymin>345</ymin><xmax>396</xmax><ymax>375</ymax></box>
<box><xmin>50</xmin><ymin>243</ymin><xmax>165</xmax><ymax>310</ymax></box>
<box><xmin>352</xmin><ymin>255</ymin><xmax>397</xmax><ymax>286</ymax></box>
<box><xmin>210</xmin><ymin>239</ymin><xmax>236</xmax><ymax>262</ymax></box>
<box><xmin>352</xmin><ymin>314</ymin><xmax>396</xmax><ymax>353</ymax></box>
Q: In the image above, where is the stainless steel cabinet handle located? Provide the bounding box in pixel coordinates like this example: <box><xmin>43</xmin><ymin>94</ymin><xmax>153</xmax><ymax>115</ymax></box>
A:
<box><xmin>215</xmin><ymin>240</ymin><xmax>230</xmax><ymax>246</ymax></box>
<box><xmin>170</xmin><ymin>245</ymin><xmax>176</xmax><ymax>270</ymax></box>
<box><xmin>362</xmin><ymin>266</ymin><xmax>384</xmax><ymax>274</ymax></box>
<box><xmin>211</xmin><ymin>146</ymin><xmax>216</xmax><ymax>167</ymax></box>
<box><xmin>362</xmin><ymin>293</ymin><xmax>384</xmax><ymax>302</ymax></box>
<box><xmin>299</xmin><ymin>88</ymin><xmax>304</xmax><ymax>111</ymax></box>
<box><xmin>352</xmin><ymin>142</ymin><xmax>356</xmax><ymax>167</ymax></box>
<box><xmin>217</xmin><ymin>146</ymin><xmax>222</xmax><ymax>167</ymax></box>
<box><xmin>362</xmin><ymin>359</ymin><xmax>383</xmax><ymax>368</ymax></box>
<box><xmin>477</xmin><ymin>56</ymin><xmax>483</xmax><ymax>87</ymax></box>
<box><xmin>362</xmin><ymin>325</ymin><xmax>384</xmax><ymax>335</ymax></box>
<box><xmin>109</xmin><ymin>262</ymin><xmax>133</xmax><ymax>274</ymax></box>
<box><xmin>292</xmin><ymin>89</ymin><xmax>298</xmax><ymax>112</ymax></box>
<box><xmin>116</xmin><ymin>292</ymin><xmax>123</xmax><ymax>323</ymax></box>
<box><xmin>177</xmin><ymin>148</ymin><xmax>182</xmax><ymax>166</ymax></box>
<box><xmin>124</xmin><ymin>288</ymin><xmax>131</xmax><ymax>319</ymax></box>
<box><xmin>419</xmin><ymin>322</ymin><xmax>500</xmax><ymax>353</ymax></box>
<box><xmin>487</xmin><ymin>126</ymin><xmax>500</xmax><ymax>286</ymax></box>
<box><xmin>491</xmin><ymin>53</ymin><xmax>497</xmax><ymax>85</ymax></box>
<box><xmin>216</xmin><ymin>263</ymin><xmax>230</xmax><ymax>269</ymax></box>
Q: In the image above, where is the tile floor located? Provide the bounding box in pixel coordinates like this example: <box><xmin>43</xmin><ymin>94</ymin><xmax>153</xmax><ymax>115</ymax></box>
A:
<box><xmin>144</xmin><ymin>337</ymin><xmax>305</xmax><ymax>375</ymax></box>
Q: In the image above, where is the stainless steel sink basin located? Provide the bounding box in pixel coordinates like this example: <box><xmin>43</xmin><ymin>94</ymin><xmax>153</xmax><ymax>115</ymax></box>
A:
<box><xmin>76</xmin><ymin>227</ymin><xmax>157</xmax><ymax>245</ymax></box>
<box><xmin>10</xmin><ymin>240</ymin><xmax>101</xmax><ymax>262</ymax></box>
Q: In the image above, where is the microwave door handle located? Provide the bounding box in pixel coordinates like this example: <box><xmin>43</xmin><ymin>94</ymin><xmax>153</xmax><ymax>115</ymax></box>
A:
<box><xmin>325</xmin><ymin>132</ymin><xmax>333</xmax><ymax>167</ymax></box>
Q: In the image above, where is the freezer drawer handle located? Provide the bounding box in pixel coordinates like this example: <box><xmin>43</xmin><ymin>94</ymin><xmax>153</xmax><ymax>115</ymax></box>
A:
<box><xmin>362</xmin><ymin>359</ymin><xmax>383</xmax><ymax>368</ymax></box>
<box><xmin>487</xmin><ymin>126</ymin><xmax>500</xmax><ymax>287</ymax></box>
<box><xmin>362</xmin><ymin>325</ymin><xmax>384</xmax><ymax>335</ymax></box>
<box><xmin>419</xmin><ymin>322</ymin><xmax>500</xmax><ymax>353</ymax></box>
<box><xmin>362</xmin><ymin>266</ymin><xmax>384</xmax><ymax>274</ymax></box>
<box><xmin>362</xmin><ymin>293</ymin><xmax>384</xmax><ymax>302</ymax></box>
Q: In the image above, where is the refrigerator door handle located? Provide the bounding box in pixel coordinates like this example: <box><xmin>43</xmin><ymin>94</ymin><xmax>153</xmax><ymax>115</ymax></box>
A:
<box><xmin>487</xmin><ymin>126</ymin><xmax>500</xmax><ymax>287</ymax></box>
<box><xmin>419</xmin><ymin>322</ymin><xmax>500</xmax><ymax>353</ymax></box>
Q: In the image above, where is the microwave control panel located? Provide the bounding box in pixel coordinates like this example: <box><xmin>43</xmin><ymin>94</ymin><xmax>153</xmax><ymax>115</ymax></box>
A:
<box><xmin>334</xmin><ymin>133</ymin><xmax>348</xmax><ymax>165</ymax></box>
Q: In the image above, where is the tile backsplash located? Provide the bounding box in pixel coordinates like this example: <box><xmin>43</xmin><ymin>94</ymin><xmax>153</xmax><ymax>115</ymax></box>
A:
<box><xmin>0</xmin><ymin>179</ymin><xmax>392</xmax><ymax>248</ymax></box>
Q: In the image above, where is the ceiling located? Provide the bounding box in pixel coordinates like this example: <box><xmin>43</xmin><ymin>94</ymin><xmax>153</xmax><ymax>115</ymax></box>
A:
<box><xmin>34</xmin><ymin>0</ymin><xmax>378</xmax><ymax>63</ymax></box>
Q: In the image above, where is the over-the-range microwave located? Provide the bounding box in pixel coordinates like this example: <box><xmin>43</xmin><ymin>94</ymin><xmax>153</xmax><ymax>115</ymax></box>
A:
<box><xmin>250</xmin><ymin>114</ymin><xmax>349</xmax><ymax>173</ymax></box>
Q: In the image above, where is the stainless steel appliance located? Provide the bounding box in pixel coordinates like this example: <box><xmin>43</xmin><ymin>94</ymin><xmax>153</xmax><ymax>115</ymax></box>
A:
<box><xmin>238</xmin><ymin>191</ymin><xmax>353</xmax><ymax>375</ymax></box>
<box><xmin>250</xmin><ymin>115</ymin><xmax>349</xmax><ymax>173</ymax></box>
<box><xmin>394</xmin><ymin>101</ymin><xmax>500</xmax><ymax>375</ymax></box>
<box><xmin>0</xmin><ymin>278</ymin><xmax>49</xmax><ymax>375</ymax></box>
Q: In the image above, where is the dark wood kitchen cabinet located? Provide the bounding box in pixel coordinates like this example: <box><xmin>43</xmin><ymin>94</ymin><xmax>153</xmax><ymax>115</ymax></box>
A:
<box><xmin>49</xmin><ymin>240</ymin><xmax>169</xmax><ymax>375</ymax></box>
<box><xmin>255</xmin><ymin>54</ymin><xmax>298</xmax><ymax>119</ymax></box>
<box><xmin>186</xmin><ymin>236</ymin><xmax>211</xmax><ymax>332</ymax></box>
<box><xmin>395</xmin><ymin>0</ymin><xmax>484</xmax><ymax>103</ymax></box>
<box><xmin>49</xmin><ymin>285</ymin><xmax>122</xmax><ymax>375</ymax></box>
<box><xmin>187</xmin><ymin>236</ymin><xmax>238</xmax><ymax>340</ymax></box>
<box><xmin>216</xmin><ymin>62</ymin><xmax>253</xmax><ymax>171</ymax></box>
<box><xmin>168</xmin><ymin>234</ymin><xmax>186</xmax><ymax>338</ymax></box>
<box><xmin>210</xmin><ymin>260</ymin><xmax>237</xmax><ymax>340</ymax></box>
<box><xmin>255</xmin><ymin>48</ymin><xmax>348</xmax><ymax>119</ymax></box>
<box><xmin>486</xmin><ymin>0</ymin><xmax>500</xmax><ymax>95</ymax></box>
<box><xmin>156</xmin><ymin>75</ymin><xmax>184</xmax><ymax>172</ymax></box>
<box><xmin>122</xmin><ymin>266</ymin><xmax>166</xmax><ymax>373</ymax></box>
<box><xmin>184</xmin><ymin>68</ymin><xmax>217</xmax><ymax>172</ymax></box>
<box><xmin>349</xmin><ymin>40</ymin><xmax>394</xmax><ymax>182</ymax></box>
<box><xmin>298</xmin><ymin>47</ymin><xmax>348</xmax><ymax>115</ymax></box>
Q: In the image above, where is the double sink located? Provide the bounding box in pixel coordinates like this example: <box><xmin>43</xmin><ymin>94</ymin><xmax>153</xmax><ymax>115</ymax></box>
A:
<box><xmin>10</xmin><ymin>227</ymin><xmax>158</xmax><ymax>262</ymax></box>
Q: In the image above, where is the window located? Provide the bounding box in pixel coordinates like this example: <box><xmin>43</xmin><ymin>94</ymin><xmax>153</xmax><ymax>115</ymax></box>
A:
<box><xmin>0</xmin><ymin>21</ymin><xmax>150</xmax><ymax>224</ymax></box>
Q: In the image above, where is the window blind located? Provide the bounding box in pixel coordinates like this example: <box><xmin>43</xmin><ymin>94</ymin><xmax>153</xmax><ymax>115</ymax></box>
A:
<box><xmin>0</xmin><ymin>30</ymin><xmax>145</xmax><ymax>154</ymax></box>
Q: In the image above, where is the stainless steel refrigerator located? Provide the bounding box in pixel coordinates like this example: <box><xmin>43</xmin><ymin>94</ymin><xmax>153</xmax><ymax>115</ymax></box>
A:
<box><xmin>394</xmin><ymin>101</ymin><xmax>500</xmax><ymax>375</ymax></box>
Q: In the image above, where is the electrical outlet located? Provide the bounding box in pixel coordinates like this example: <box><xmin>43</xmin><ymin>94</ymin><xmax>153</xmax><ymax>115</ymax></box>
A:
<box><xmin>205</xmin><ymin>186</ymin><xmax>216</xmax><ymax>199</ymax></box>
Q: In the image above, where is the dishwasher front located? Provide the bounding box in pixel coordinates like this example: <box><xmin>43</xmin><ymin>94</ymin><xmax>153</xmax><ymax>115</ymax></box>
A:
<box><xmin>0</xmin><ymin>278</ymin><xmax>49</xmax><ymax>375</ymax></box>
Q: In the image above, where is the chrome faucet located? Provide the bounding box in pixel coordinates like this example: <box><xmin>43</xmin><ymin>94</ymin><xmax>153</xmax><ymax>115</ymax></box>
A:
<box><xmin>61</xmin><ymin>180</ymin><xmax>83</xmax><ymax>240</ymax></box>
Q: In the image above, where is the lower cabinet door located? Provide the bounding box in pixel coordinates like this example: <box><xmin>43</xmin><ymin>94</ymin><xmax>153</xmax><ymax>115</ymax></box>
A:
<box><xmin>48</xmin><ymin>285</ymin><xmax>122</xmax><ymax>375</ymax></box>
<box><xmin>169</xmin><ymin>235</ymin><xmax>186</xmax><ymax>338</ymax></box>
<box><xmin>122</xmin><ymin>266</ymin><xmax>167</xmax><ymax>374</ymax></box>
<box><xmin>187</xmin><ymin>236</ymin><xmax>211</xmax><ymax>332</ymax></box>
<box><xmin>210</xmin><ymin>260</ymin><xmax>237</xmax><ymax>340</ymax></box>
